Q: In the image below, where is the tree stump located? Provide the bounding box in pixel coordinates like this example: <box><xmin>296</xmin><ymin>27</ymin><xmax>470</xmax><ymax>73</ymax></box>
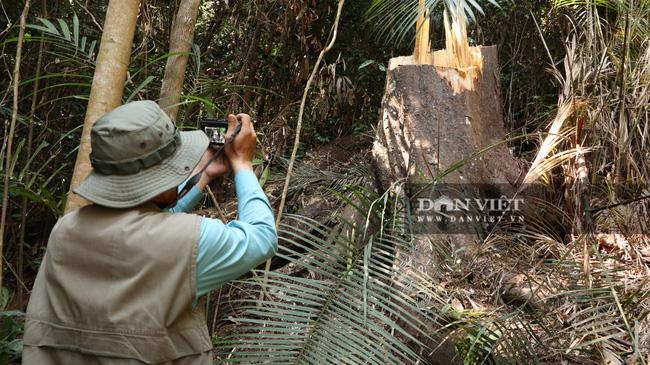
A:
<box><xmin>373</xmin><ymin>46</ymin><xmax>519</xmax><ymax>190</ymax></box>
<box><xmin>373</xmin><ymin>45</ymin><xmax>521</xmax><ymax>238</ymax></box>
<box><xmin>371</xmin><ymin>45</ymin><xmax>523</xmax><ymax>364</ymax></box>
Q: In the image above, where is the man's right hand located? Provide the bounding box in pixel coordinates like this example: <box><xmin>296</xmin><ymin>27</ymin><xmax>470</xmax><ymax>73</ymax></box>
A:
<box><xmin>225</xmin><ymin>113</ymin><xmax>257</xmax><ymax>173</ymax></box>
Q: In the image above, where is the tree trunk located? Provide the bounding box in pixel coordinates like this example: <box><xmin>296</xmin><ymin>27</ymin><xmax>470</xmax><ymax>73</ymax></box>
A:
<box><xmin>371</xmin><ymin>45</ymin><xmax>522</xmax><ymax>364</ymax></box>
<box><xmin>0</xmin><ymin>0</ymin><xmax>31</xmax><ymax>305</ymax></box>
<box><xmin>65</xmin><ymin>0</ymin><xmax>142</xmax><ymax>213</ymax></box>
<box><xmin>17</xmin><ymin>0</ymin><xmax>47</xmax><ymax>308</ymax></box>
<box><xmin>159</xmin><ymin>0</ymin><xmax>202</xmax><ymax>121</ymax></box>
<box><xmin>373</xmin><ymin>46</ymin><xmax>519</xmax><ymax>192</ymax></box>
<box><xmin>373</xmin><ymin>44</ymin><xmax>521</xmax><ymax>260</ymax></box>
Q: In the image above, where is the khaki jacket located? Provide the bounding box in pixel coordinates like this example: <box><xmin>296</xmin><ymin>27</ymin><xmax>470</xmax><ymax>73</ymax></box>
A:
<box><xmin>23</xmin><ymin>203</ymin><xmax>213</xmax><ymax>364</ymax></box>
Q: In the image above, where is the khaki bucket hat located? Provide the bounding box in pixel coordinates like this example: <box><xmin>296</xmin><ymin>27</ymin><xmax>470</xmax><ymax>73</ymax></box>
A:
<box><xmin>74</xmin><ymin>100</ymin><xmax>209</xmax><ymax>208</ymax></box>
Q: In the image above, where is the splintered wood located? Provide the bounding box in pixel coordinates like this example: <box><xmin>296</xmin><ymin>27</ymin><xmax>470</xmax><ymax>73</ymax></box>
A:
<box><xmin>404</xmin><ymin>0</ymin><xmax>483</xmax><ymax>93</ymax></box>
<box><xmin>413</xmin><ymin>0</ymin><xmax>431</xmax><ymax>64</ymax></box>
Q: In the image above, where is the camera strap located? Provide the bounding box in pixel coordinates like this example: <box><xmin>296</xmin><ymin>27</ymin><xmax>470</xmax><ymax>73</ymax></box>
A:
<box><xmin>177</xmin><ymin>121</ymin><xmax>243</xmax><ymax>200</ymax></box>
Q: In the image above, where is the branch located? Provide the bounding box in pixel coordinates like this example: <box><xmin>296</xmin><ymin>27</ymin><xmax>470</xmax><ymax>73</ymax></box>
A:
<box><xmin>0</xmin><ymin>0</ymin><xmax>31</xmax><ymax>303</ymax></box>
<box><xmin>259</xmin><ymin>0</ymin><xmax>346</xmax><ymax>301</ymax></box>
<box><xmin>275</xmin><ymin>0</ymin><xmax>346</xmax><ymax>228</ymax></box>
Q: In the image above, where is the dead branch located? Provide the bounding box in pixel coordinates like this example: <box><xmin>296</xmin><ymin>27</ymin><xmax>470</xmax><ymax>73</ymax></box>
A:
<box><xmin>259</xmin><ymin>0</ymin><xmax>346</xmax><ymax>301</ymax></box>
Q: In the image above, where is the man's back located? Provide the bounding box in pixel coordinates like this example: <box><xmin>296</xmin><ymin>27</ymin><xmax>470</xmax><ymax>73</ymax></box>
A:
<box><xmin>22</xmin><ymin>102</ymin><xmax>276</xmax><ymax>364</ymax></box>
<box><xmin>23</xmin><ymin>204</ymin><xmax>212</xmax><ymax>364</ymax></box>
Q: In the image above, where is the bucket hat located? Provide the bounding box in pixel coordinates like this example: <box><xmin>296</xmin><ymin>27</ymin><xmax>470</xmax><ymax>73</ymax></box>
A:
<box><xmin>74</xmin><ymin>100</ymin><xmax>209</xmax><ymax>208</ymax></box>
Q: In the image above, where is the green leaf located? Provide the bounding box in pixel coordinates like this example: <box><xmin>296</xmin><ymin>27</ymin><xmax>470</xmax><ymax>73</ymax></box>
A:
<box><xmin>80</xmin><ymin>36</ymin><xmax>87</xmax><ymax>53</ymax></box>
<box><xmin>259</xmin><ymin>164</ymin><xmax>271</xmax><ymax>187</ymax></box>
<box><xmin>88</xmin><ymin>40</ymin><xmax>97</xmax><ymax>58</ymax></box>
<box><xmin>6</xmin><ymin>338</ymin><xmax>23</xmax><ymax>356</ymax></box>
<box><xmin>359</xmin><ymin>60</ymin><xmax>376</xmax><ymax>69</ymax></box>
<box><xmin>57</xmin><ymin>18</ymin><xmax>71</xmax><ymax>41</ymax></box>
<box><xmin>72</xmin><ymin>14</ymin><xmax>79</xmax><ymax>49</ymax></box>
<box><xmin>1</xmin><ymin>288</ymin><xmax>8</xmax><ymax>310</ymax></box>
<box><xmin>126</xmin><ymin>75</ymin><xmax>156</xmax><ymax>102</ymax></box>
<box><xmin>37</xmin><ymin>18</ymin><xmax>60</xmax><ymax>36</ymax></box>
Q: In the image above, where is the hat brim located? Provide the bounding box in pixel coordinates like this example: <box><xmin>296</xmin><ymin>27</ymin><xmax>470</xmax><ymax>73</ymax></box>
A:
<box><xmin>74</xmin><ymin>130</ymin><xmax>209</xmax><ymax>209</ymax></box>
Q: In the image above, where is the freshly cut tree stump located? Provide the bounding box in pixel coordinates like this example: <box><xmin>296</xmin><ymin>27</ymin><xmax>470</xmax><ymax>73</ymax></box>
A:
<box><xmin>373</xmin><ymin>45</ymin><xmax>520</xmax><ymax>192</ymax></box>
<box><xmin>371</xmin><ymin>44</ymin><xmax>523</xmax><ymax>365</ymax></box>
<box><xmin>372</xmin><ymin>46</ymin><xmax>521</xmax><ymax>239</ymax></box>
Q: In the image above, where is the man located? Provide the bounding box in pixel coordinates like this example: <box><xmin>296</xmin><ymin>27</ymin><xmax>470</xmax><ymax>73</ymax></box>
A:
<box><xmin>22</xmin><ymin>100</ymin><xmax>278</xmax><ymax>364</ymax></box>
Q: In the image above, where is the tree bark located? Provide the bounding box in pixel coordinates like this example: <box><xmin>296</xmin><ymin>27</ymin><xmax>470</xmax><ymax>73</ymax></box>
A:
<box><xmin>372</xmin><ymin>46</ymin><xmax>521</xmax><ymax>229</ymax></box>
<box><xmin>159</xmin><ymin>0</ymin><xmax>202</xmax><ymax>121</ymax></box>
<box><xmin>371</xmin><ymin>46</ymin><xmax>522</xmax><ymax>364</ymax></box>
<box><xmin>65</xmin><ymin>0</ymin><xmax>142</xmax><ymax>213</ymax></box>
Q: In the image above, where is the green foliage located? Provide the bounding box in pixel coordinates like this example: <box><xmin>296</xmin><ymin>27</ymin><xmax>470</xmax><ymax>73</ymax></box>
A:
<box><xmin>0</xmin><ymin>288</ymin><xmax>24</xmax><ymax>364</ymax></box>
<box><xmin>365</xmin><ymin>0</ymin><xmax>502</xmax><ymax>46</ymax></box>
<box><xmin>216</xmin><ymin>188</ymin><xmax>446</xmax><ymax>364</ymax></box>
<box><xmin>26</xmin><ymin>15</ymin><xmax>98</xmax><ymax>62</ymax></box>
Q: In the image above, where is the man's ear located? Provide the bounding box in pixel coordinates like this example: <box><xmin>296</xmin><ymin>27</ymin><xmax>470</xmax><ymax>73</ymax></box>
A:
<box><xmin>151</xmin><ymin>187</ymin><xmax>178</xmax><ymax>207</ymax></box>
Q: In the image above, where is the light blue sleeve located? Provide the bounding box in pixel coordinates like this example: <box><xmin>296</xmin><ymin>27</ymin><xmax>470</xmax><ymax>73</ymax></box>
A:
<box><xmin>195</xmin><ymin>170</ymin><xmax>278</xmax><ymax>298</ymax></box>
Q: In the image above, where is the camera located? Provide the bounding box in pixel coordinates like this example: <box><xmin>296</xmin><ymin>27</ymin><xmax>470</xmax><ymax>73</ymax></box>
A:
<box><xmin>198</xmin><ymin>118</ymin><xmax>229</xmax><ymax>146</ymax></box>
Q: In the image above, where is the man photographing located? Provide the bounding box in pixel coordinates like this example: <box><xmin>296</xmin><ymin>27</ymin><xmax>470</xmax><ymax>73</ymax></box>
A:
<box><xmin>22</xmin><ymin>100</ymin><xmax>278</xmax><ymax>364</ymax></box>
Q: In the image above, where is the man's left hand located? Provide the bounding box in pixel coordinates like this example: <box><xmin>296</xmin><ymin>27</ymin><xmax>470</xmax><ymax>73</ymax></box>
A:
<box><xmin>193</xmin><ymin>149</ymin><xmax>231</xmax><ymax>190</ymax></box>
<box><xmin>204</xmin><ymin>151</ymin><xmax>231</xmax><ymax>179</ymax></box>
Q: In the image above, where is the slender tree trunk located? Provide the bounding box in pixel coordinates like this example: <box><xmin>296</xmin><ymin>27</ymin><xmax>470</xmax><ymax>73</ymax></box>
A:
<box><xmin>159</xmin><ymin>0</ymin><xmax>202</xmax><ymax>121</ymax></box>
<box><xmin>17</xmin><ymin>0</ymin><xmax>47</xmax><ymax>308</ymax></box>
<box><xmin>65</xmin><ymin>0</ymin><xmax>142</xmax><ymax>213</ymax></box>
<box><xmin>0</xmin><ymin>0</ymin><xmax>31</xmax><ymax>304</ymax></box>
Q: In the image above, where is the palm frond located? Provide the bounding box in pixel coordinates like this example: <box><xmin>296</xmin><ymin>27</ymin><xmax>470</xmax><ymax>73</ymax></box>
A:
<box><xmin>365</xmin><ymin>0</ymin><xmax>502</xmax><ymax>47</ymax></box>
<box><xmin>216</xmin><ymin>212</ymin><xmax>446</xmax><ymax>364</ymax></box>
<box><xmin>272</xmin><ymin>156</ymin><xmax>369</xmax><ymax>196</ymax></box>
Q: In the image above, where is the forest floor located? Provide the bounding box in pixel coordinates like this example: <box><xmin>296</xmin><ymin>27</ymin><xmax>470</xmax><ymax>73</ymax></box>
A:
<box><xmin>203</xmin><ymin>133</ymin><xmax>650</xmax><ymax>363</ymax></box>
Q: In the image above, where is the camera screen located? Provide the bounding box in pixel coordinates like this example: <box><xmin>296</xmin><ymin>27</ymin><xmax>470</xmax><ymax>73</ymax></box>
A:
<box><xmin>205</xmin><ymin>126</ymin><xmax>227</xmax><ymax>145</ymax></box>
<box><xmin>199</xmin><ymin>118</ymin><xmax>229</xmax><ymax>146</ymax></box>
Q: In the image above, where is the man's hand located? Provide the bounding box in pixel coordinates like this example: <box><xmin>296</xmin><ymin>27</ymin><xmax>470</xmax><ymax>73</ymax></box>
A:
<box><xmin>203</xmin><ymin>152</ymin><xmax>231</xmax><ymax>179</ymax></box>
<box><xmin>225</xmin><ymin>113</ymin><xmax>257</xmax><ymax>173</ymax></box>
<box><xmin>189</xmin><ymin>112</ymin><xmax>255</xmax><ymax>190</ymax></box>
<box><xmin>192</xmin><ymin>149</ymin><xmax>231</xmax><ymax>191</ymax></box>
